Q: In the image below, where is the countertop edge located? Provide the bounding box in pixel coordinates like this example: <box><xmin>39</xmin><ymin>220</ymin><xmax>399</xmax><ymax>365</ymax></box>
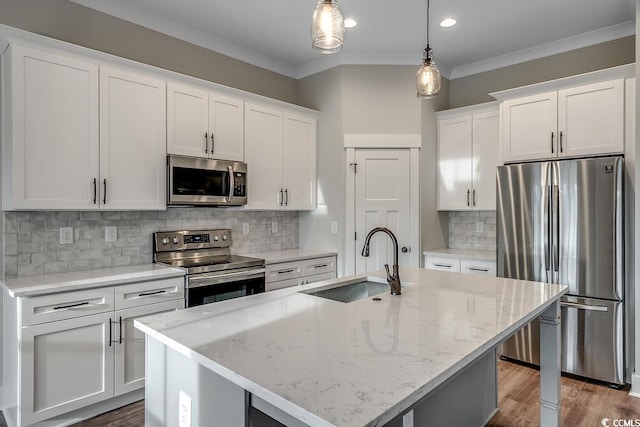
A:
<box><xmin>241</xmin><ymin>249</ymin><xmax>338</xmax><ymax>265</ymax></box>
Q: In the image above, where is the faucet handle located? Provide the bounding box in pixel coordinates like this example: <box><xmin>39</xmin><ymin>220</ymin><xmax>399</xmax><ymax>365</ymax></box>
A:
<box><xmin>384</xmin><ymin>264</ymin><xmax>391</xmax><ymax>281</ymax></box>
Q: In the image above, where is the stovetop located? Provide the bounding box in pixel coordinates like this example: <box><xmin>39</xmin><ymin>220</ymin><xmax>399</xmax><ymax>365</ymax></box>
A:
<box><xmin>158</xmin><ymin>254</ymin><xmax>264</xmax><ymax>275</ymax></box>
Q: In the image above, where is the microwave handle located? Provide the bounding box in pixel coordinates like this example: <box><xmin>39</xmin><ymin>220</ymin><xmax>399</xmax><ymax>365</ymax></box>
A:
<box><xmin>227</xmin><ymin>165</ymin><xmax>234</xmax><ymax>203</ymax></box>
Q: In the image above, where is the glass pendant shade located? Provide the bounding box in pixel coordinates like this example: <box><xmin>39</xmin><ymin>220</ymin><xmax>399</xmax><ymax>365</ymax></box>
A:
<box><xmin>416</xmin><ymin>47</ymin><xmax>441</xmax><ymax>98</ymax></box>
<box><xmin>311</xmin><ymin>0</ymin><xmax>345</xmax><ymax>54</ymax></box>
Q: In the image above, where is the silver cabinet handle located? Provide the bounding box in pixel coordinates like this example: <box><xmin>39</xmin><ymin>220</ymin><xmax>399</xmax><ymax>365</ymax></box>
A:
<box><xmin>559</xmin><ymin>131</ymin><xmax>563</xmax><ymax>153</ymax></box>
<box><xmin>433</xmin><ymin>263</ymin><xmax>452</xmax><ymax>268</ymax></box>
<box><xmin>472</xmin><ymin>189</ymin><xmax>476</xmax><ymax>206</ymax></box>
<box><xmin>466</xmin><ymin>189</ymin><xmax>470</xmax><ymax>207</ymax></box>
<box><xmin>551</xmin><ymin>132</ymin><xmax>554</xmax><ymax>153</ymax></box>
<box><xmin>119</xmin><ymin>316</ymin><xmax>123</xmax><ymax>344</ymax></box>
<box><xmin>284</xmin><ymin>188</ymin><xmax>288</xmax><ymax>206</ymax></box>
<box><xmin>53</xmin><ymin>301</ymin><xmax>89</xmax><ymax>310</ymax></box>
<box><xmin>204</xmin><ymin>132</ymin><xmax>208</xmax><ymax>154</ymax></box>
<box><xmin>279</xmin><ymin>189</ymin><xmax>284</xmax><ymax>206</ymax></box>
<box><xmin>109</xmin><ymin>318</ymin><xmax>112</xmax><ymax>347</ymax></box>
<box><xmin>468</xmin><ymin>267</ymin><xmax>489</xmax><ymax>272</ymax></box>
<box><xmin>312</xmin><ymin>264</ymin><xmax>329</xmax><ymax>268</ymax></box>
<box><xmin>103</xmin><ymin>179</ymin><xmax>107</xmax><ymax>205</ymax></box>
<box><xmin>93</xmin><ymin>178</ymin><xmax>97</xmax><ymax>204</ymax></box>
<box><xmin>561</xmin><ymin>301</ymin><xmax>608</xmax><ymax>312</ymax></box>
<box><xmin>277</xmin><ymin>269</ymin><xmax>295</xmax><ymax>274</ymax></box>
<box><xmin>138</xmin><ymin>290</ymin><xmax>167</xmax><ymax>297</ymax></box>
<box><xmin>211</xmin><ymin>133</ymin><xmax>215</xmax><ymax>153</ymax></box>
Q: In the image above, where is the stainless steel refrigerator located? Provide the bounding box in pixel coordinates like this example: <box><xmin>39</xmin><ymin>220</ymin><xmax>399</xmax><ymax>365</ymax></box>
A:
<box><xmin>497</xmin><ymin>156</ymin><xmax>624</xmax><ymax>385</ymax></box>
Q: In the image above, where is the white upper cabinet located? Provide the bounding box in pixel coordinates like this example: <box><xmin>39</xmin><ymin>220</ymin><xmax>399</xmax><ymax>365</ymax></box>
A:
<box><xmin>100</xmin><ymin>66</ymin><xmax>166</xmax><ymax>210</ymax></box>
<box><xmin>501</xmin><ymin>78</ymin><xmax>625</xmax><ymax>163</ymax></box>
<box><xmin>167</xmin><ymin>82</ymin><xmax>244</xmax><ymax>161</ymax></box>
<box><xmin>437</xmin><ymin>104</ymin><xmax>499</xmax><ymax>211</ymax></box>
<box><xmin>244</xmin><ymin>102</ymin><xmax>317</xmax><ymax>210</ymax></box>
<box><xmin>3</xmin><ymin>44</ymin><xmax>99</xmax><ymax>210</ymax></box>
<box><xmin>2</xmin><ymin>45</ymin><xmax>167</xmax><ymax>210</ymax></box>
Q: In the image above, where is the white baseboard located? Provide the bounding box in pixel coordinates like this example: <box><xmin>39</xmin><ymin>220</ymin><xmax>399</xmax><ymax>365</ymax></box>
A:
<box><xmin>630</xmin><ymin>373</ymin><xmax>640</xmax><ymax>397</ymax></box>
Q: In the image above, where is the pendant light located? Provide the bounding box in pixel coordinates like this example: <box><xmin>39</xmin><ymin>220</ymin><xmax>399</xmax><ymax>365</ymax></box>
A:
<box><xmin>311</xmin><ymin>0</ymin><xmax>345</xmax><ymax>54</ymax></box>
<box><xmin>416</xmin><ymin>0</ymin><xmax>441</xmax><ymax>98</ymax></box>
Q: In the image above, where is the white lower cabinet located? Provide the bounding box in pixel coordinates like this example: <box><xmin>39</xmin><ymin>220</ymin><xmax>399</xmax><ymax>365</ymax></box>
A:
<box><xmin>265</xmin><ymin>256</ymin><xmax>336</xmax><ymax>291</ymax></box>
<box><xmin>4</xmin><ymin>276</ymin><xmax>184</xmax><ymax>427</ymax></box>
<box><xmin>425</xmin><ymin>252</ymin><xmax>496</xmax><ymax>276</ymax></box>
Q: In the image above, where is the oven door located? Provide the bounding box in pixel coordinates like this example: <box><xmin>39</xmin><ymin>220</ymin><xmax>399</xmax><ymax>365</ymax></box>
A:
<box><xmin>186</xmin><ymin>268</ymin><xmax>265</xmax><ymax>307</ymax></box>
<box><xmin>168</xmin><ymin>155</ymin><xmax>247</xmax><ymax>206</ymax></box>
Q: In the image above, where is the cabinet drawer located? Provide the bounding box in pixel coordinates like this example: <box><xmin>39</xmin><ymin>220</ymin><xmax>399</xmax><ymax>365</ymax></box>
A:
<box><xmin>460</xmin><ymin>259</ymin><xmax>496</xmax><ymax>276</ymax></box>
<box><xmin>266</xmin><ymin>277</ymin><xmax>304</xmax><ymax>292</ymax></box>
<box><xmin>303</xmin><ymin>271</ymin><xmax>336</xmax><ymax>285</ymax></box>
<box><xmin>425</xmin><ymin>256</ymin><xmax>461</xmax><ymax>272</ymax></box>
<box><xmin>114</xmin><ymin>277</ymin><xmax>185</xmax><ymax>310</ymax></box>
<box><xmin>21</xmin><ymin>287</ymin><xmax>114</xmax><ymax>327</ymax></box>
<box><xmin>302</xmin><ymin>256</ymin><xmax>336</xmax><ymax>277</ymax></box>
<box><xmin>266</xmin><ymin>261</ymin><xmax>303</xmax><ymax>283</ymax></box>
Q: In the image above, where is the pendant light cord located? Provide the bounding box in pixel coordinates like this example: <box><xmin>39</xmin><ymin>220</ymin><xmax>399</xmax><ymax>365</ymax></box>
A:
<box><xmin>426</xmin><ymin>0</ymin><xmax>430</xmax><ymax>48</ymax></box>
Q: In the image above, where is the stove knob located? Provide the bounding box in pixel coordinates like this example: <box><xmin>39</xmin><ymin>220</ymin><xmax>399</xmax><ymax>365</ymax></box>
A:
<box><xmin>213</xmin><ymin>235</ymin><xmax>219</xmax><ymax>241</ymax></box>
<box><xmin>172</xmin><ymin>237</ymin><xmax>179</xmax><ymax>244</ymax></box>
<box><xmin>222</xmin><ymin>235</ymin><xmax>228</xmax><ymax>241</ymax></box>
<box><xmin>161</xmin><ymin>237</ymin><xmax>169</xmax><ymax>245</ymax></box>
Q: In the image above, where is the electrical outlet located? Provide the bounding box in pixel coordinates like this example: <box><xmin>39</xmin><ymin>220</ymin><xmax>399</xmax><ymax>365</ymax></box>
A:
<box><xmin>59</xmin><ymin>227</ymin><xmax>73</xmax><ymax>245</ymax></box>
<box><xmin>331</xmin><ymin>221</ymin><xmax>338</xmax><ymax>234</ymax></box>
<box><xmin>178</xmin><ymin>390</ymin><xmax>191</xmax><ymax>427</ymax></box>
<box><xmin>105</xmin><ymin>226</ymin><xmax>117</xmax><ymax>242</ymax></box>
<box><xmin>242</xmin><ymin>223</ymin><xmax>250</xmax><ymax>235</ymax></box>
<box><xmin>476</xmin><ymin>222</ymin><xmax>484</xmax><ymax>233</ymax></box>
<box><xmin>271</xmin><ymin>221</ymin><xmax>278</xmax><ymax>233</ymax></box>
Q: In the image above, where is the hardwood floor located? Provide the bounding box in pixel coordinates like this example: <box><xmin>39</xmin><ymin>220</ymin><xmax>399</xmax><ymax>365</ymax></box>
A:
<box><xmin>2</xmin><ymin>360</ymin><xmax>634</xmax><ymax>426</ymax></box>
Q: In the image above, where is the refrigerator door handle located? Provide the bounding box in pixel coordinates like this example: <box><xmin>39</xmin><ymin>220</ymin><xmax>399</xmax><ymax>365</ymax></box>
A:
<box><xmin>544</xmin><ymin>183</ymin><xmax>551</xmax><ymax>278</ymax></box>
<box><xmin>560</xmin><ymin>301</ymin><xmax>608</xmax><ymax>312</ymax></box>
<box><xmin>553</xmin><ymin>184</ymin><xmax>560</xmax><ymax>273</ymax></box>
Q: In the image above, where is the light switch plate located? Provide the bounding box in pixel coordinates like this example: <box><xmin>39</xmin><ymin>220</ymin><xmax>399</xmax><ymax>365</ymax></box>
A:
<box><xmin>476</xmin><ymin>222</ymin><xmax>484</xmax><ymax>233</ymax></box>
<box><xmin>105</xmin><ymin>226</ymin><xmax>117</xmax><ymax>242</ymax></box>
<box><xmin>331</xmin><ymin>221</ymin><xmax>338</xmax><ymax>234</ymax></box>
<box><xmin>242</xmin><ymin>223</ymin><xmax>250</xmax><ymax>235</ymax></box>
<box><xmin>271</xmin><ymin>221</ymin><xmax>278</xmax><ymax>233</ymax></box>
<box><xmin>59</xmin><ymin>227</ymin><xmax>73</xmax><ymax>245</ymax></box>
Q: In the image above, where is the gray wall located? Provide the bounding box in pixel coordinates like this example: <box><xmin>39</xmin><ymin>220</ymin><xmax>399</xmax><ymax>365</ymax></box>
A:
<box><xmin>0</xmin><ymin>0</ymin><xmax>297</xmax><ymax>104</ymax></box>
<box><xmin>449</xmin><ymin>36</ymin><xmax>635</xmax><ymax>108</ymax></box>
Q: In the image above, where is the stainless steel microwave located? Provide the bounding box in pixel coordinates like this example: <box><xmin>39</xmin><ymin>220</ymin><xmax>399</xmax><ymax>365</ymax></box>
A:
<box><xmin>167</xmin><ymin>155</ymin><xmax>247</xmax><ymax>206</ymax></box>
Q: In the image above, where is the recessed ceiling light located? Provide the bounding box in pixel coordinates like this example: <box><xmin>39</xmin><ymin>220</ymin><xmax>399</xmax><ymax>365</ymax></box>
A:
<box><xmin>344</xmin><ymin>18</ymin><xmax>357</xmax><ymax>28</ymax></box>
<box><xmin>440</xmin><ymin>18</ymin><xmax>456</xmax><ymax>28</ymax></box>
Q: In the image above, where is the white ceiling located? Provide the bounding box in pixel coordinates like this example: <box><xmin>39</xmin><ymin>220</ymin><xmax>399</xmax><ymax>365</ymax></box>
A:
<box><xmin>70</xmin><ymin>0</ymin><xmax>636</xmax><ymax>80</ymax></box>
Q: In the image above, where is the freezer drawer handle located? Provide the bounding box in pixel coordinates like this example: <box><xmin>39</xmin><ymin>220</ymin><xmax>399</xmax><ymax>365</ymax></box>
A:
<box><xmin>433</xmin><ymin>263</ymin><xmax>452</xmax><ymax>268</ymax></box>
<box><xmin>468</xmin><ymin>267</ymin><xmax>489</xmax><ymax>272</ymax></box>
<box><xmin>560</xmin><ymin>301</ymin><xmax>608</xmax><ymax>312</ymax></box>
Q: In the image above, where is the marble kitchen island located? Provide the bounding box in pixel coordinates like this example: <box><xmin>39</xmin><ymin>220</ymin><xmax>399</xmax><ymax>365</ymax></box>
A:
<box><xmin>135</xmin><ymin>267</ymin><xmax>567</xmax><ymax>427</ymax></box>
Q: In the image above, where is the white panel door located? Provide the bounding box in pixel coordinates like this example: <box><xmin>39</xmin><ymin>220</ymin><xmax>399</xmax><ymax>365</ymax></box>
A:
<box><xmin>244</xmin><ymin>103</ymin><xmax>283</xmax><ymax>209</ymax></box>
<box><xmin>167</xmin><ymin>82</ymin><xmax>208</xmax><ymax>158</ymax></box>
<box><xmin>283</xmin><ymin>112</ymin><xmax>316</xmax><ymax>210</ymax></box>
<box><xmin>558</xmin><ymin>79</ymin><xmax>624</xmax><ymax>157</ymax></box>
<box><xmin>99</xmin><ymin>66</ymin><xmax>166</xmax><ymax>210</ymax></box>
<box><xmin>20</xmin><ymin>312</ymin><xmax>114</xmax><ymax>426</ymax></box>
<box><xmin>114</xmin><ymin>299</ymin><xmax>183</xmax><ymax>396</ymax></box>
<box><xmin>472</xmin><ymin>110</ymin><xmax>500</xmax><ymax>210</ymax></box>
<box><xmin>6</xmin><ymin>45</ymin><xmax>98</xmax><ymax>210</ymax></box>
<box><xmin>502</xmin><ymin>91</ymin><xmax>557</xmax><ymax>162</ymax></box>
<box><xmin>354</xmin><ymin>149</ymin><xmax>411</xmax><ymax>275</ymax></box>
<box><xmin>209</xmin><ymin>91</ymin><xmax>244</xmax><ymax>161</ymax></box>
<box><xmin>437</xmin><ymin>115</ymin><xmax>473</xmax><ymax>210</ymax></box>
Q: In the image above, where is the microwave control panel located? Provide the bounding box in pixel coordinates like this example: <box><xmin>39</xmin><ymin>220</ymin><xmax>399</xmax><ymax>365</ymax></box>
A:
<box><xmin>234</xmin><ymin>172</ymin><xmax>246</xmax><ymax>197</ymax></box>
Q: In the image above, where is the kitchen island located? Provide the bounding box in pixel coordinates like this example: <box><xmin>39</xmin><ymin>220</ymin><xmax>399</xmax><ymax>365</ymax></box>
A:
<box><xmin>135</xmin><ymin>267</ymin><xmax>567</xmax><ymax>427</ymax></box>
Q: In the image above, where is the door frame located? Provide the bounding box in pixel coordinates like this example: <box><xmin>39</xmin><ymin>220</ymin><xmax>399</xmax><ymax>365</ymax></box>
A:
<box><xmin>344</xmin><ymin>134</ymin><xmax>421</xmax><ymax>276</ymax></box>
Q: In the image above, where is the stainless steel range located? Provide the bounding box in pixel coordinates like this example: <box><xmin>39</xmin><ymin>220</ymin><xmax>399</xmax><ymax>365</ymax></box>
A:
<box><xmin>153</xmin><ymin>229</ymin><xmax>265</xmax><ymax>307</ymax></box>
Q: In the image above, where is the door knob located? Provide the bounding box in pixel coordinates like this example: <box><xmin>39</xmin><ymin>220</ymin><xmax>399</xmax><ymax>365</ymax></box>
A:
<box><xmin>401</xmin><ymin>247</ymin><xmax>410</xmax><ymax>253</ymax></box>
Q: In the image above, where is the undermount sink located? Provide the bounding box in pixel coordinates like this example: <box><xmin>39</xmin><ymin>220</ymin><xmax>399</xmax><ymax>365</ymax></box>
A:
<box><xmin>303</xmin><ymin>279</ymin><xmax>391</xmax><ymax>303</ymax></box>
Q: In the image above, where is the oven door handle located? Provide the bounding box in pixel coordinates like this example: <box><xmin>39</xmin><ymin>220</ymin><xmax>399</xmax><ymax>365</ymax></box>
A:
<box><xmin>188</xmin><ymin>268</ymin><xmax>265</xmax><ymax>288</ymax></box>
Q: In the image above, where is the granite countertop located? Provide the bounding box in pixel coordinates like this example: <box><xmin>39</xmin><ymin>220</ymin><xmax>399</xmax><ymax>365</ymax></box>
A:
<box><xmin>240</xmin><ymin>248</ymin><xmax>338</xmax><ymax>265</ymax></box>
<box><xmin>423</xmin><ymin>248</ymin><xmax>496</xmax><ymax>261</ymax></box>
<box><xmin>135</xmin><ymin>267</ymin><xmax>566</xmax><ymax>427</ymax></box>
<box><xmin>0</xmin><ymin>264</ymin><xmax>186</xmax><ymax>298</ymax></box>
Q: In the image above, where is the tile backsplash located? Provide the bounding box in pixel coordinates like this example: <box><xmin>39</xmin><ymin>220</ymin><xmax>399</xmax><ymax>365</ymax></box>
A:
<box><xmin>2</xmin><ymin>209</ymin><xmax>298</xmax><ymax>278</ymax></box>
<box><xmin>448</xmin><ymin>211</ymin><xmax>496</xmax><ymax>251</ymax></box>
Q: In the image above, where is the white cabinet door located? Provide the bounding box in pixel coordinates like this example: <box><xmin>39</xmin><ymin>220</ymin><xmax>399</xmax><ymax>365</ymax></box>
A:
<box><xmin>424</xmin><ymin>255</ymin><xmax>461</xmax><ymax>272</ymax></box>
<box><xmin>472</xmin><ymin>111</ymin><xmax>500</xmax><ymax>210</ymax></box>
<box><xmin>244</xmin><ymin>102</ymin><xmax>283</xmax><ymax>209</ymax></box>
<box><xmin>99</xmin><ymin>66</ymin><xmax>166</xmax><ymax>210</ymax></box>
<box><xmin>437</xmin><ymin>115</ymin><xmax>473</xmax><ymax>210</ymax></box>
<box><xmin>283</xmin><ymin>112</ymin><xmax>316</xmax><ymax>210</ymax></box>
<box><xmin>20</xmin><ymin>312</ymin><xmax>114</xmax><ymax>426</ymax></box>
<box><xmin>558</xmin><ymin>79</ymin><xmax>624</xmax><ymax>157</ymax></box>
<box><xmin>167</xmin><ymin>82</ymin><xmax>209</xmax><ymax>158</ymax></box>
<box><xmin>460</xmin><ymin>259</ymin><xmax>496</xmax><ymax>276</ymax></box>
<box><xmin>4</xmin><ymin>44</ymin><xmax>99</xmax><ymax>210</ymax></box>
<box><xmin>114</xmin><ymin>299</ymin><xmax>183</xmax><ymax>396</ymax></box>
<box><xmin>502</xmin><ymin>91</ymin><xmax>557</xmax><ymax>163</ymax></box>
<box><xmin>209</xmin><ymin>91</ymin><xmax>244</xmax><ymax>161</ymax></box>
